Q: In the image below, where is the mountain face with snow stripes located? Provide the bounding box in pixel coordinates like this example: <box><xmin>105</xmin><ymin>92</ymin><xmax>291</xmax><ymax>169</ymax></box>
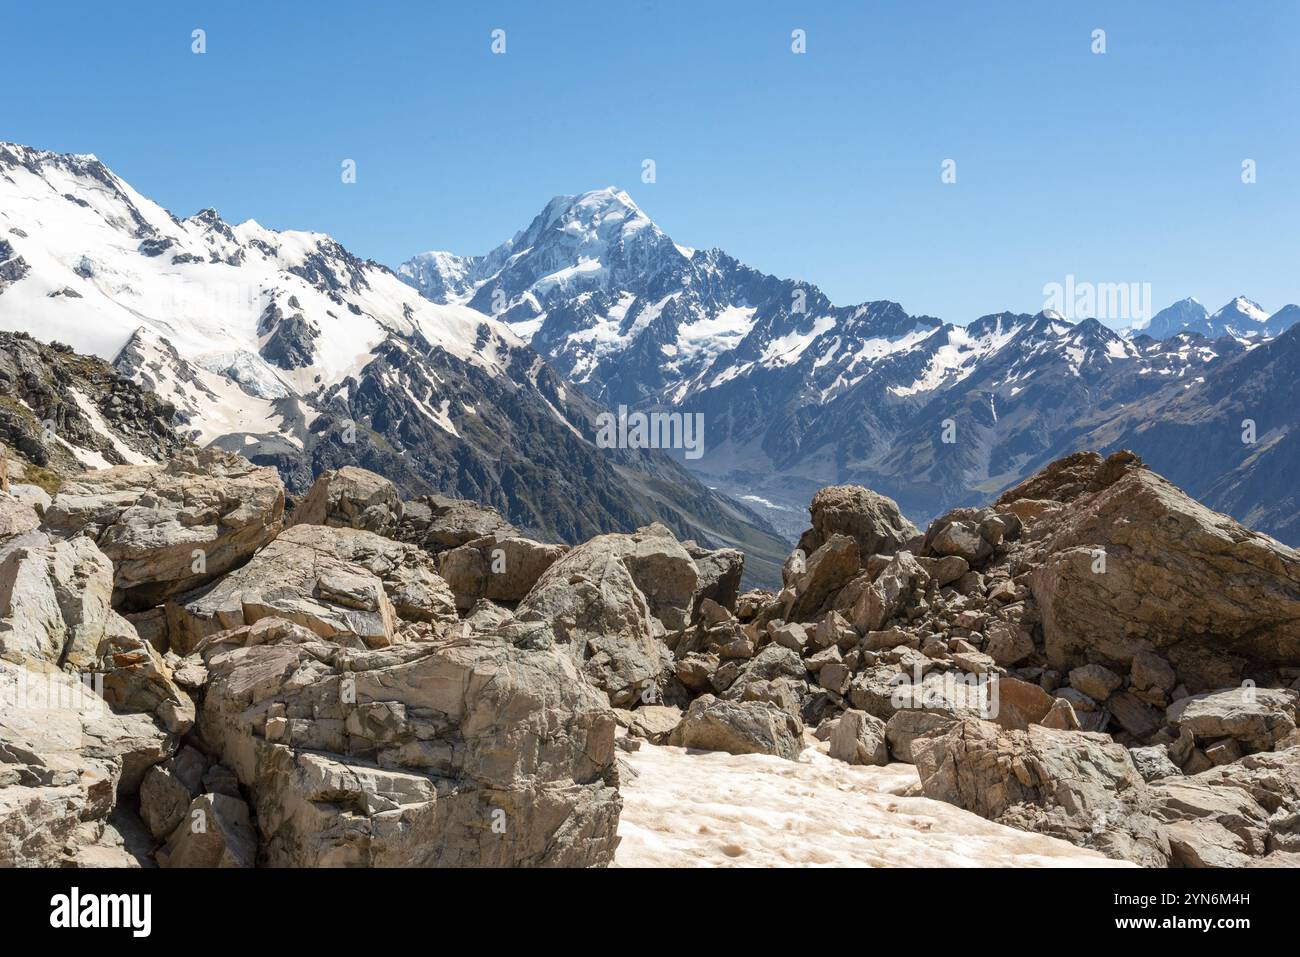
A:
<box><xmin>401</xmin><ymin>188</ymin><xmax>1300</xmax><ymax>545</ymax></box>
<box><xmin>0</xmin><ymin>144</ymin><xmax>791</xmax><ymax>583</ymax></box>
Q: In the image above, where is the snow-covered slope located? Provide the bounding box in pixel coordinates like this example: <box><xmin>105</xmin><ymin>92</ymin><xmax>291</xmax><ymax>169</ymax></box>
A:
<box><xmin>0</xmin><ymin>144</ymin><xmax>790</xmax><ymax>574</ymax></box>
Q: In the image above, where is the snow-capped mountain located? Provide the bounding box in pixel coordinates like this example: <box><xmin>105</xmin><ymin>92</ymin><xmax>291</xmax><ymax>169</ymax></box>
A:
<box><xmin>401</xmin><ymin>189</ymin><xmax>1299</xmax><ymax>546</ymax></box>
<box><xmin>0</xmin><ymin>144</ymin><xmax>790</xmax><ymax>581</ymax></box>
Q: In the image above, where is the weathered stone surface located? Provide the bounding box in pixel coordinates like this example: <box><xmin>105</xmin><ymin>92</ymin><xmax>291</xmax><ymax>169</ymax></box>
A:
<box><xmin>1068</xmin><ymin>664</ymin><xmax>1123</xmax><ymax>702</ymax></box>
<box><xmin>852</xmin><ymin>550</ymin><xmax>925</xmax><ymax>633</ymax></box>
<box><xmin>829</xmin><ymin>709</ymin><xmax>888</xmax><ymax>766</ymax></box>
<box><xmin>992</xmin><ymin>676</ymin><xmax>1054</xmax><ymax>731</ymax></box>
<box><xmin>786</xmin><ymin>534</ymin><xmax>859</xmax><ymax>621</ymax></box>
<box><xmin>438</xmin><ymin>533</ymin><xmax>566</xmax><ymax>609</ymax></box>
<box><xmin>669</xmin><ymin>694</ymin><xmax>803</xmax><ymax>760</ymax></box>
<box><xmin>885</xmin><ymin>710</ymin><xmax>956</xmax><ymax>763</ymax></box>
<box><xmin>197</xmin><ymin>621</ymin><xmax>622</xmax><ymax>866</ymax></box>
<box><xmin>0</xmin><ymin>660</ymin><xmax>174</xmax><ymax>866</ymax></box>
<box><xmin>804</xmin><ymin>485</ymin><xmax>917</xmax><ymax>559</ymax></box>
<box><xmin>1022</xmin><ymin>453</ymin><xmax>1300</xmax><ymax>691</ymax></box>
<box><xmin>685</xmin><ymin>541</ymin><xmax>744</xmax><ymax>616</ymax></box>
<box><xmin>0</xmin><ymin>493</ymin><xmax>40</xmax><ymax>538</ymax></box>
<box><xmin>984</xmin><ymin>620</ymin><xmax>1034</xmax><ymax>667</ymax></box>
<box><xmin>168</xmin><ymin>524</ymin><xmax>457</xmax><ymax>655</ymax></box>
<box><xmin>397</xmin><ymin>494</ymin><xmax>518</xmax><ymax>553</ymax></box>
<box><xmin>155</xmin><ymin>792</ymin><xmax>256</xmax><ymax>868</ymax></box>
<box><xmin>41</xmin><ymin>449</ymin><xmax>284</xmax><ymax>609</ymax></box>
<box><xmin>1166</xmin><ymin>687</ymin><xmax>1298</xmax><ymax>752</ymax></box>
<box><xmin>516</xmin><ymin>524</ymin><xmax>696</xmax><ymax>707</ymax></box>
<box><xmin>1129</xmin><ymin>745</ymin><xmax>1181</xmax><ymax>783</ymax></box>
<box><xmin>291</xmin><ymin>466</ymin><xmax>403</xmax><ymax>536</ymax></box>
<box><xmin>913</xmin><ymin>719</ymin><xmax>1170</xmax><ymax>866</ymax></box>
<box><xmin>1040</xmin><ymin>697</ymin><xmax>1081</xmax><ymax>731</ymax></box>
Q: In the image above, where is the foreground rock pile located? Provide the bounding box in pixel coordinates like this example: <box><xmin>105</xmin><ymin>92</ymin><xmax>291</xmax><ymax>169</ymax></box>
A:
<box><xmin>3</xmin><ymin>446</ymin><xmax>1297</xmax><ymax>868</ymax></box>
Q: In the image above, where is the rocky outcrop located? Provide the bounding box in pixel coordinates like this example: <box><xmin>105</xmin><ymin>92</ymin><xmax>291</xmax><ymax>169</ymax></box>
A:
<box><xmin>668</xmin><ymin>694</ymin><xmax>803</xmax><ymax>761</ymax></box>
<box><xmin>291</xmin><ymin>465</ymin><xmax>402</xmax><ymax>536</ymax></box>
<box><xmin>166</xmin><ymin>523</ymin><xmax>457</xmax><ymax>655</ymax></box>
<box><xmin>196</xmin><ymin>620</ymin><xmax>622</xmax><ymax>866</ymax></box>
<box><xmin>397</xmin><ymin>494</ymin><xmax>518</xmax><ymax>553</ymax></box>
<box><xmin>42</xmin><ymin>449</ymin><xmax>284</xmax><ymax>609</ymax></box>
<box><xmin>515</xmin><ymin>523</ymin><xmax>697</xmax><ymax>707</ymax></box>
<box><xmin>0</xmin><ymin>660</ymin><xmax>174</xmax><ymax>866</ymax></box>
<box><xmin>1010</xmin><ymin>451</ymin><xmax>1300</xmax><ymax>691</ymax></box>
<box><xmin>802</xmin><ymin>484</ymin><xmax>917</xmax><ymax>558</ymax></box>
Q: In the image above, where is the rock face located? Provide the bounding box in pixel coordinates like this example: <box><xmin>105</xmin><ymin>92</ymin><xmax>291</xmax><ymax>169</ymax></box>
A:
<box><xmin>516</xmin><ymin>524</ymin><xmax>697</xmax><ymax>707</ymax></box>
<box><xmin>397</xmin><ymin>494</ymin><xmax>518</xmax><ymax>553</ymax></box>
<box><xmin>1012</xmin><ymin>452</ymin><xmax>1300</xmax><ymax>691</ymax></box>
<box><xmin>167</xmin><ymin>523</ymin><xmax>458</xmax><ymax>655</ymax></box>
<box><xmin>1166</xmin><ymin>688</ymin><xmax>1298</xmax><ymax>753</ymax></box>
<box><xmin>197</xmin><ymin>621</ymin><xmax>622</xmax><ymax>866</ymax></box>
<box><xmin>291</xmin><ymin>466</ymin><xmax>403</xmax><ymax>537</ymax></box>
<box><xmin>41</xmin><ymin>449</ymin><xmax>284</xmax><ymax>609</ymax></box>
<box><xmin>0</xmin><ymin>660</ymin><xmax>174</xmax><ymax>866</ymax></box>
<box><xmin>668</xmin><ymin>694</ymin><xmax>803</xmax><ymax>761</ymax></box>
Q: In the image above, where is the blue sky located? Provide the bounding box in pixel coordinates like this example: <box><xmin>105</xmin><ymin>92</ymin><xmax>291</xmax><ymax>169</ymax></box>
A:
<box><xmin>4</xmin><ymin>1</ymin><xmax>1297</xmax><ymax>323</ymax></box>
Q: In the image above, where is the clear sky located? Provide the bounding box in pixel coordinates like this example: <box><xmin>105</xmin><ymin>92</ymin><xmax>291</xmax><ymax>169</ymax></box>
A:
<box><xmin>5</xmin><ymin>0</ymin><xmax>1297</xmax><ymax>324</ymax></box>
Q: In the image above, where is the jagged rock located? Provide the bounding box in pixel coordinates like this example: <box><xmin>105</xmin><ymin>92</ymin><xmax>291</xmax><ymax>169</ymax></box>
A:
<box><xmin>291</xmin><ymin>465</ymin><xmax>403</xmax><ymax>536</ymax></box>
<box><xmin>669</xmin><ymin>694</ymin><xmax>803</xmax><ymax>761</ymax></box>
<box><xmin>616</xmin><ymin>705</ymin><xmax>682</xmax><ymax>744</ymax></box>
<box><xmin>1150</xmin><ymin>748</ymin><xmax>1300</xmax><ymax>867</ymax></box>
<box><xmin>1166</xmin><ymin>687</ymin><xmax>1298</xmax><ymax>752</ymax></box>
<box><xmin>155</xmin><ymin>792</ymin><xmax>256</xmax><ymax>868</ymax></box>
<box><xmin>992</xmin><ymin>676</ymin><xmax>1054</xmax><ymax>731</ymax></box>
<box><xmin>685</xmin><ymin>541</ymin><xmax>744</xmax><ymax>616</ymax></box>
<box><xmin>1020</xmin><ymin>452</ymin><xmax>1300</xmax><ymax>691</ymax></box>
<box><xmin>438</xmin><ymin>533</ymin><xmax>565</xmax><ymax>610</ymax></box>
<box><xmin>984</xmin><ymin>620</ymin><xmax>1034</xmax><ymax>667</ymax></box>
<box><xmin>167</xmin><ymin>523</ymin><xmax>458</xmax><ymax>655</ymax></box>
<box><xmin>1131</xmin><ymin>651</ymin><xmax>1177</xmax><ymax>694</ymax></box>
<box><xmin>804</xmin><ymin>485</ymin><xmax>917</xmax><ymax>558</ymax></box>
<box><xmin>785</xmin><ymin>534</ymin><xmax>859</xmax><ymax>620</ymax></box>
<box><xmin>852</xmin><ymin>550</ymin><xmax>925</xmax><ymax>633</ymax></box>
<box><xmin>516</xmin><ymin>524</ymin><xmax>696</xmax><ymax>707</ymax></box>
<box><xmin>829</xmin><ymin>709</ymin><xmax>888</xmax><ymax>766</ymax></box>
<box><xmin>912</xmin><ymin>718</ymin><xmax>1171</xmax><ymax>866</ymax></box>
<box><xmin>885</xmin><ymin>709</ymin><xmax>956</xmax><ymax>763</ymax></box>
<box><xmin>398</xmin><ymin>494</ymin><xmax>518</xmax><ymax>553</ymax></box>
<box><xmin>0</xmin><ymin>530</ymin><xmax>193</xmax><ymax>731</ymax></box>
<box><xmin>1068</xmin><ymin>664</ymin><xmax>1123</xmax><ymax>701</ymax></box>
<box><xmin>924</xmin><ymin>510</ymin><xmax>995</xmax><ymax>564</ymax></box>
<box><xmin>0</xmin><ymin>660</ymin><xmax>174</xmax><ymax>866</ymax></box>
<box><xmin>0</xmin><ymin>493</ymin><xmax>40</xmax><ymax>537</ymax></box>
<box><xmin>196</xmin><ymin>621</ymin><xmax>622</xmax><ymax>866</ymax></box>
<box><xmin>1108</xmin><ymin>690</ymin><xmax>1163</xmax><ymax>739</ymax></box>
<box><xmin>1130</xmin><ymin>745</ymin><xmax>1182</xmax><ymax>783</ymax></box>
<box><xmin>1040</xmin><ymin>697</ymin><xmax>1081</xmax><ymax>730</ymax></box>
<box><xmin>41</xmin><ymin>449</ymin><xmax>284</xmax><ymax>609</ymax></box>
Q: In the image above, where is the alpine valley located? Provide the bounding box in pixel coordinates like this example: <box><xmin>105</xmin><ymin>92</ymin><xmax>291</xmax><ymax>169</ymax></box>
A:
<box><xmin>400</xmin><ymin>188</ymin><xmax>1300</xmax><ymax>547</ymax></box>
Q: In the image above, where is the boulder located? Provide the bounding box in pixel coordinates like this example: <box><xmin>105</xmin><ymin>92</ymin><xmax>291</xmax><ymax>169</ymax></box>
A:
<box><xmin>685</xmin><ymin>541</ymin><xmax>744</xmax><ymax>616</ymax></box>
<box><xmin>828</xmin><ymin>709</ymin><xmax>888</xmax><ymax>766</ymax></box>
<box><xmin>991</xmin><ymin>676</ymin><xmax>1054</xmax><ymax>731</ymax></box>
<box><xmin>196</xmin><ymin>620</ymin><xmax>622</xmax><ymax>866</ymax></box>
<box><xmin>804</xmin><ymin>484</ymin><xmax>917</xmax><ymax>558</ymax></box>
<box><xmin>912</xmin><ymin>718</ymin><xmax>1171</xmax><ymax>866</ymax></box>
<box><xmin>852</xmin><ymin>550</ymin><xmax>925</xmax><ymax>633</ymax></box>
<box><xmin>155</xmin><ymin>792</ymin><xmax>257</xmax><ymax>868</ymax></box>
<box><xmin>398</xmin><ymin>494</ymin><xmax>518</xmax><ymax>553</ymax></box>
<box><xmin>1129</xmin><ymin>745</ymin><xmax>1181</xmax><ymax>783</ymax></box>
<box><xmin>516</xmin><ymin>524</ymin><xmax>696</xmax><ymax>707</ymax></box>
<box><xmin>1021</xmin><ymin>452</ymin><xmax>1300</xmax><ymax>691</ymax></box>
<box><xmin>885</xmin><ymin>710</ymin><xmax>956</xmax><ymax>763</ymax></box>
<box><xmin>167</xmin><ymin>524</ymin><xmax>458</xmax><ymax>656</ymax></box>
<box><xmin>0</xmin><ymin>493</ymin><xmax>40</xmax><ymax>538</ymax></box>
<box><xmin>669</xmin><ymin>694</ymin><xmax>803</xmax><ymax>761</ymax></box>
<box><xmin>1166</xmin><ymin>687</ymin><xmax>1298</xmax><ymax>753</ymax></box>
<box><xmin>40</xmin><ymin>449</ymin><xmax>284</xmax><ymax>609</ymax></box>
<box><xmin>1068</xmin><ymin>664</ymin><xmax>1123</xmax><ymax>701</ymax></box>
<box><xmin>785</xmin><ymin>534</ymin><xmax>859</xmax><ymax>621</ymax></box>
<box><xmin>291</xmin><ymin>466</ymin><xmax>403</xmax><ymax>536</ymax></box>
<box><xmin>438</xmin><ymin>533</ymin><xmax>566</xmax><ymax>610</ymax></box>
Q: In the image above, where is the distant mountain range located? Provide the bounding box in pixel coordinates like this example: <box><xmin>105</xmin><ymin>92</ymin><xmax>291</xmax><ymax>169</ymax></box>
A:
<box><xmin>400</xmin><ymin>188</ymin><xmax>1300</xmax><ymax>545</ymax></box>
<box><xmin>0</xmin><ymin>145</ymin><xmax>791</xmax><ymax>585</ymax></box>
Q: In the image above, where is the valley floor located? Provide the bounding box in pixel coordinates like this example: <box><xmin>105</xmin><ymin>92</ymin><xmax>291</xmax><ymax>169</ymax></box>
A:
<box><xmin>614</xmin><ymin>735</ymin><xmax>1129</xmax><ymax>868</ymax></box>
